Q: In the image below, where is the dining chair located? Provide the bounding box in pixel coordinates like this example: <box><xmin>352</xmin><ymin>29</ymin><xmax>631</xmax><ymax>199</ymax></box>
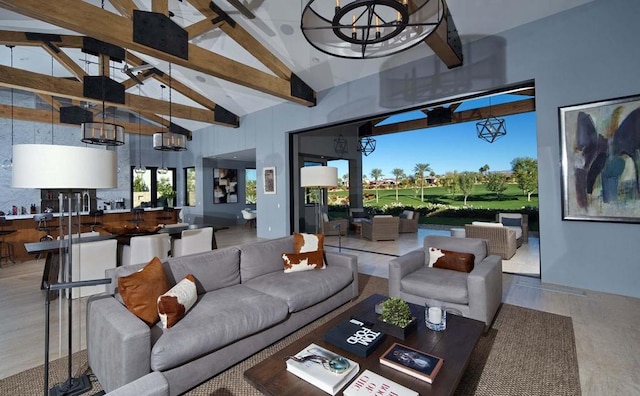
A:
<box><xmin>172</xmin><ymin>227</ymin><xmax>214</xmax><ymax>257</ymax></box>
<box><xmin>70</xmin><ymin>239</ymin><xmax>117</xmax><ymax>298</ymax></box>
<box><xmin>122</xmin><ymin>233</ymin><xmax>171</xmax><ymax>266</ymax></box>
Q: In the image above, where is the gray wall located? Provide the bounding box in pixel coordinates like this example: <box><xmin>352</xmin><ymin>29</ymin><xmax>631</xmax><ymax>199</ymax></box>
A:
<box><xmin>186</xmin><ymin>0</ymin><xmax>640</xmax><ymax>298</ymax></box>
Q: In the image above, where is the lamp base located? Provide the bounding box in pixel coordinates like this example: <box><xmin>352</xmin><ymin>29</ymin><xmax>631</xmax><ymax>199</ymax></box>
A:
<box><xmin>49</xmin><ymin>375</ymin><xmax>91</xmax><ymax>396</ymax></box>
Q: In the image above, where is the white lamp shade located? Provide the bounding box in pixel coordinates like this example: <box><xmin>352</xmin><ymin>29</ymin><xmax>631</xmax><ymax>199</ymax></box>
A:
<box><xmin>12</xmin><ymin>144</ymin><xmax>117</xmax><ymax>189</ymax></box>
<box><xmin>300</xmin><ymin>166</ymin><xmax>338</xmax><ymax>188</ymax></box>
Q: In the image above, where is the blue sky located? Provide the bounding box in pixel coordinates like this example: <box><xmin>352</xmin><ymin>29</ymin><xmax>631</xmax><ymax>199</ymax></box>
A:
<box><xmin>329</xmin><ymin>94</ymin><xmax>537</xmax><ymax>179</ymax></box>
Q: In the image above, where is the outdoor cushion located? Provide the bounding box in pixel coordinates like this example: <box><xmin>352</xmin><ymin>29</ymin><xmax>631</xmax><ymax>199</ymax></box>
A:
<box><xmin>244</xmin><ymin>266</ymin><xmax>352</xmax><ymax>313</ymax></box>
<box><xmin>352</xmin><ymin>211</ymin><xmax>368</xmax><ymax>219</ymax></box>
<box><xmin>501</xmin><ymin>217</ymin><xmax>522</xmax><ymax>227</ymax></box>
<box><xmin>150</xmin><ymin>285</ymin><xmax>288</xmax><ymax>371</ymax></box>
<box><xmin>471</xmin><ymin>221</ymin><xmax>503</xmax><ymax>227</ymax></box>
<box><xmin>401</xmin><ymin>266</ymin><xmax>469</xmax><ymax>304</ymax></box>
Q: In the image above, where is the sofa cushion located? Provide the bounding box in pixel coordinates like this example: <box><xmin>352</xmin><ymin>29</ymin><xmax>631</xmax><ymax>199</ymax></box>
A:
<box><xmin>240</xmin><ymin>236</ymin><xmax>294</xmax><ymax>282</ymax></box>
<box><xmin>401</xmin><ymin>266</ymin><xmax>469</xmax><ymax>304</ymax></box>
<box><xmin>165</xmin><ymin>247</ymin><xmax>240</xmax><ymax>294</ymax></box>
<box><xmin>118</xmin><ymin>257</ymin><xmax>171</xmax><ymax>326</ymax></box>
<box><xmin>423</xmin><ymin>235</ymin><xmax>488</xmax><ymax>266</ymax></box>
<box><xmin>244</xmin><ymin>266</ymin><xmax>352</xmax><ymax>313</ymax></box>
<box><xmin>150</xmin><ymin>285</ymin><xmax>288</xmax><ymax>371</ymax></box>
<box><xmin>282</xmin><ymin>251</ymin><xmax>325</xmax><ymax>273</ymax></box>
<box><xmin>157</xmin><ymin>274</ymin><xmax>197</xmax><ymax>329</ymax></box>
<box><xmin>293</xmin><ymin>232</ymin><xmax>324</xmax><ymax>253</ymax></box>
<box><xmin>427</xmin><ymin>247</ymin><xmax>475</xmax><ymax>273</ymax></box>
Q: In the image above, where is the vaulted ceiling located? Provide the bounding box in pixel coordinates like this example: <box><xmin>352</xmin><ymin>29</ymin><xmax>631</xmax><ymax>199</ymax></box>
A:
<box><xmin>0</xmin><ymin>0</ymin><xmax>592</xmax><ymax>138</ymax></box>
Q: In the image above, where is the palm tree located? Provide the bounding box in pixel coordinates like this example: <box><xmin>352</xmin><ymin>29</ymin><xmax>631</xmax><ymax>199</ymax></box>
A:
<box><xmin>413</xmin><ymin>163</ymin><xmax>432</xmax><ymax>202</ymax></box>
<box><xmin>341</xmin><ymin>173</ymin><xmax>349</xmax><ymax>188</ymax></box>
<box><xmin>370</xmin><ymin>168</ymin><xmax>383</xmax><ymax>203</ymax></box>
<box><xmin>391</xmin><ymin>168</ymin><xmax>405</xmax><ymax>201</ymax></box>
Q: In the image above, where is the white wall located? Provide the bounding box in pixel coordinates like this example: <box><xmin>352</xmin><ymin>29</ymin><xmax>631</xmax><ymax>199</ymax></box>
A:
<box><xmin>186</xmin><ymin>0</ymin><xmax>640</xmax><ymax>298</ymax></box>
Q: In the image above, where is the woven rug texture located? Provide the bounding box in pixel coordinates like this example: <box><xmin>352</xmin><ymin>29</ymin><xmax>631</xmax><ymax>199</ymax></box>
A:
<box><xmin>0</xmin><ymin>274</ymin><xmax>580</xmax><ymax>396</ymax></box>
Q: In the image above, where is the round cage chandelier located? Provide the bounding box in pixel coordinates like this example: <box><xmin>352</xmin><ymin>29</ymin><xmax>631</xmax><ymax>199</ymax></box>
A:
<box><xmin>301</xmin><ymin>0</ymin><xmax>445</xmax><ymax>59</ymax></box>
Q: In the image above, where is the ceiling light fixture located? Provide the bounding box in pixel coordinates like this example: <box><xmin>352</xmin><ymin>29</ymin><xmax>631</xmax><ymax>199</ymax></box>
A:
<box><xmin>334</xmin><ymin>134</ymin><xmax>348</xmax><ymax>156</ymax></box>
<box><xmin>358</xmin><ymin>136</ymin><xmax>376</xmax><ymax>156</ymax></box>
<box><xmin>301</xmin><ymin>0</ymin><xmax>445</xmax><ymax>59</ymax></box>
<box><xmin>476</xmin><ymin>96</ymin><xmax>507</xmax><ymax>143</ymax></box>
<box><xmin>153</xmin><ymin>63</ymin><xmax>187</xmax><ymax>151</ymax></box>
<box><xmin>2</xmin><ymin>45</ymin><xmax>15</xmax><ymax>170</ymax></box>
<box><xmin>81</xmin><ymin>57</ymin><xmax>125</xmax><ymax>146</ymax></box>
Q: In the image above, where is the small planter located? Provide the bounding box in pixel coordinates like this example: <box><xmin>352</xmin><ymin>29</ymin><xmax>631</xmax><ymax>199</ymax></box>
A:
<box><xmin>375</xmin><ymin>316</ymin><xmax>417</xmax><ymax>340</ymax></box>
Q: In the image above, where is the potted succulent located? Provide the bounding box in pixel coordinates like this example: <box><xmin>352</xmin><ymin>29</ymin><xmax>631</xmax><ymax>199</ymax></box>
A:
<box><xmin>377</xmin><ymin>297</ymin><xmax>417</xmax><ymax>339</ymax></box>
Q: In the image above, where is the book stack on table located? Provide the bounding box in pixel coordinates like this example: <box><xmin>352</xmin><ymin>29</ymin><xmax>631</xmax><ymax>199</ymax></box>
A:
<box><xmin>323</xmin><ymin>317</ymin><xmax>386</xmax><ymax>357</ymax></box>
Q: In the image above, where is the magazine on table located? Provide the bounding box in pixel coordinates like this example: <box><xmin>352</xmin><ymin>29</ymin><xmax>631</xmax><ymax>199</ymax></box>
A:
<box><xmin>379</xmin><ymin>343</ymin><xmax>443</xmax><ymax>384</ymax></box>
<box><xmin>285</xmin><ymin>343</ymin><xmax>360</xmax><ymax>395</ymax></box>
<box><xmin>343</xmin><ymin>369</ymin><xmax>418</xmax><ymax>396</ymax></box>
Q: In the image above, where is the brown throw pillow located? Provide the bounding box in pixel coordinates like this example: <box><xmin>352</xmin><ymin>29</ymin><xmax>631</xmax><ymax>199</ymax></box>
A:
<box><xmin>118</xmin><ymin>257</ymin><xmax>170</xmax><ymax>326</ymax></box>
<box><xmin>428</xmin><ymin>247</ymin><xmax>475</xmax><ymax>273</ymax></box>
<box><xmin>157</xmin><ymin>274</ymin><xmax>197</xmax><ymax>329</ymax></box>
<box><xmin>282</xmin><ymin>251</ymin><xmax>326</xmax><ymax>273</ymax></box>
<box><xmin>293</xmin><ymin>232</ymin><xmax>325</xmax><ymax>253</ymax></box>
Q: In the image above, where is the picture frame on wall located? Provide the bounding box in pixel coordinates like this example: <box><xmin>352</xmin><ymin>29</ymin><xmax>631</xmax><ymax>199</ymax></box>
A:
<box><xmin>263</xmin><ymin>167</ymin><xmax>276</xmax><ymax>195</ymax></box>
<box><xmin>214</xmin><ymin>168</ymin><xmax>238</xmax><ymax>204</ymax></box>
<box><xmin>559</xmin><ymin>94</ymin><xmax>640</xmax><ymax>223</ymax></box>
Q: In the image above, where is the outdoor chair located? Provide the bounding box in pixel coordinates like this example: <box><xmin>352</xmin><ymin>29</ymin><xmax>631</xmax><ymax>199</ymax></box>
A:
<box><xmin>361</xmin><ymin>215</ymin><xmax>400</xmax><ymax>241</ymax></box>
<box><xmin>398</xmin><ymin>210</ymin><xmax>420</xmax><ymax>233</ymax></box>
<box><xmin>464</xmin><ymin>222</ymin><xmax>517</xmax><ymax>260</ymax></box>
<box><xmin>321</xmin><ymin>213</ymin><xmax>348</xmax><ymax>236</ymax></box>
<box><xmin>496</xmin><ymin>212</ymin><xmax>529</xmax><ymax>244</ymax></box>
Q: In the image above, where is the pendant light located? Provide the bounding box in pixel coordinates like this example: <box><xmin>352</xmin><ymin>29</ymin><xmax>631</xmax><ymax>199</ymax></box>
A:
<box><xmin>2</xmin><ymin>45</ymin><xmax>15</xmax><ymax>170</ymax></box>
<box><xmin>476</xmin><ymin>96</ymin><xmax>507</xmax><ymax>143</ymax></box>
<box><xmin>153</xmin><ymin>63</ymin><xmax>187</xmax><ymax>151</ymax></box>
<box><xmin>133</xmin><ymin>85</ymin><xmax>146</xmax><ymax>175</ymax></box>
<box><xmin>157</xmin><ymin>85</ymin><xmax>169</xmax><ymax>175</ymax></box>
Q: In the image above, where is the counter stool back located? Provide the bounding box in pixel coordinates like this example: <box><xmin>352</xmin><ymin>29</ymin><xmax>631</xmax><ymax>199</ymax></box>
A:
<box><xmin>0</xmin><ymin>216</ymin><xmax>16</xmax><ymax>267</ymax></box>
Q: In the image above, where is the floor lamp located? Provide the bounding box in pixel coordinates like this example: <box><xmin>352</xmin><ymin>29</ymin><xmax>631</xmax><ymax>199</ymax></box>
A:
<box><xmin>300</xmin><ymin>166</ymin><xmax>338</xmax><ymax>234</ymax></box>
<box><xmin>12</xmin><ymin>144</ymin><xmax>117</xmax><ymax>396</ymax></box>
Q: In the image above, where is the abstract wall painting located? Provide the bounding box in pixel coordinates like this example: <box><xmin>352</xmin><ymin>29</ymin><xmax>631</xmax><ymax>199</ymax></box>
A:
<box><xmin>560</xmin><ymin>94</ymin><xmax>640</xmax><ymax>223</ymax></box>
<box><xmin>214</xmin><ymin>168</ymin><xmax>238</xmax><ymax>204</ymax></box>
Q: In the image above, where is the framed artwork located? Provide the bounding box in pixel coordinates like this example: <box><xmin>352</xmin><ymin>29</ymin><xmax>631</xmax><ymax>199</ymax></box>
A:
<box><xmin>213</xmin><ymin>168</ymin><xmax>238</xmax><ymax>204</ymax></box>
<box><xmin>560</xmin><ymin>94</ymin><xmax>640</xmax><ymax>223</ymax></box>
<box><xmin>263</xmin><ymin>166</ymin><xmax>276</xmax><ymax>194</ymax></box>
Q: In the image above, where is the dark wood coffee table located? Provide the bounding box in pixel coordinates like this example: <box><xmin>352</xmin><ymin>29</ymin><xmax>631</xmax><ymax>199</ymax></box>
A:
<box><xmin>244</xmin><ymin>294</ymin><xmax>484</xmax><ymax>396</ymax></box>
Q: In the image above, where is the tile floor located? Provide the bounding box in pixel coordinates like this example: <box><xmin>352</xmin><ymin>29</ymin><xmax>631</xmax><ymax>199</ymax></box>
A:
<box><xmin>1</xmin><ymin>226</ymin><xmax>638</xmax><ymax>396</ymax></box>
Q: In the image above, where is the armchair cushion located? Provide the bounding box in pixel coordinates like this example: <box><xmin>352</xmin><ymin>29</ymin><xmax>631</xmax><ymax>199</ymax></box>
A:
<box><xmin>401</xmin><ymin>267</ymin><xmax>469</xmax><ymax>304</ymax></box>
<box><xmin>427</xmin><ymin>247</ymin><xmax>475</xmax><ymax>273</ymax></box>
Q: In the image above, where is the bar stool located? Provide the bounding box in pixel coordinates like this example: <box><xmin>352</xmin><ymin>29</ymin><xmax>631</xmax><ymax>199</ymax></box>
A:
<box><xmin>34</xmin><ymin>213</ymin><xmax>57</xmax><ymax>242</ymax></box>
<box><xmin>128</xmin><ymin>208</ymin><xmax>144</xmax><ymax>227</ymax></box>
<box><xmin>82</xmin><ymin>209</ymin><xmax>104</xmax><ymax>231</ymax></box>
<box><xmin>0</xmin><ymin>216</ymin><xmax>17</xmax><ymax>267</ymax></box>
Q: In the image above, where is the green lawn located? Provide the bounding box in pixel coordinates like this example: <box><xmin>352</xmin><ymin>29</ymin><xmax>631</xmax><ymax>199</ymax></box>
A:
<box><xmin>328</xmin><ymin>184</ymin><xmax>539</xmax><ymax>231</ymax></box>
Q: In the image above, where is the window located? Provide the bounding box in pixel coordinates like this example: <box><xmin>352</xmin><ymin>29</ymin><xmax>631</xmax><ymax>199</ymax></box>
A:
<box><xmin>185</xmin><ymin>167</ymin><xmax>196</xmax><ymax>206</ymax></box>
<box><xmin>131</xmin><ymin>167</ymin><xmax>176</xmax><ymax>208</ymax></box>
<box><xmin>246</xmin><ymin>169</ymin><xmax>256</xmax><ymax>204</ymax></box>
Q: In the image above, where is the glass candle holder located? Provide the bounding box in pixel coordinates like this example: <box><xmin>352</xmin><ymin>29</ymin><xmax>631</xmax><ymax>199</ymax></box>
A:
<box><xmin>425</xmin><ymin>302</ymin><xmax>447</xmax><ymax>331</ymax></box>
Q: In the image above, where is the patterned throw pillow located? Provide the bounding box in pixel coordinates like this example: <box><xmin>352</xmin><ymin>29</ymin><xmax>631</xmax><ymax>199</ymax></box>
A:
<box><xmin>293</xmin><ymin>232</ymin><xmax>324</xmax><ymax>253</ymax></box>
<box><xmin>427</xmin><ymin>247</ymin><xmax>475</xmax><ymax>273</ymax></box>
<box><xmin>282</xmin><ymin>251</ymin><xmax>326</xmax><ymax>273</ymax></box>
<box><xmin>118</xmin><ymin>257</ymin><xmax>170</xmax><ymax>326</ymax></box>
<box><xmin>157</xmin><ymin>274</ymin><xmax>197</xmax><ymax>329</ymax></box>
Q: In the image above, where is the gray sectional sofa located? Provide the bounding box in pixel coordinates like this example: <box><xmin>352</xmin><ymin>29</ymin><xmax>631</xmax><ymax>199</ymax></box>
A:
<box><xmin>87</xmin><ymin>235</ymin><xmax>358</xmax><ymax>395</ymax></box>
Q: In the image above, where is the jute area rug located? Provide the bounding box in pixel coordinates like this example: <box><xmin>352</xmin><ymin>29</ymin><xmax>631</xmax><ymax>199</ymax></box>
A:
<box><xmin>0</xmin><ymin>274</ymin><xmax>581</xmax><ymax>396</ymax></box>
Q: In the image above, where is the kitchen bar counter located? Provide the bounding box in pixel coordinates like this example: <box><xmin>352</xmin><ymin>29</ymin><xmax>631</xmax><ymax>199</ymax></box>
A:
<box><xmin>2</xmin><ymin>208</ymin><xmax>181</xmax><ymax>262</ymax></box>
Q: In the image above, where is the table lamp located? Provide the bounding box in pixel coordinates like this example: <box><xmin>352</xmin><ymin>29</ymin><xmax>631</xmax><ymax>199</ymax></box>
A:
<box><xmin>300</xmin><ymin>166</ymin><xmax>338</xmax><ymax>233</ymax></box>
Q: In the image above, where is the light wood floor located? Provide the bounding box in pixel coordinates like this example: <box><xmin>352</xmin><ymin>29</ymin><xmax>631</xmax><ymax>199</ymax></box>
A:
<box><xmin>1</xmin><ymin>226</ymin><xmax>638</xmax><ymax>396</ymax></box>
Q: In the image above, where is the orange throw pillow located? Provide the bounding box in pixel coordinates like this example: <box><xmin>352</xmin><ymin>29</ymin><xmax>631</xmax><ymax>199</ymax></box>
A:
<box><xmin>118</xmin><ymin>257</ymin><xmax>170</xmax><ymax>326</ymax></box>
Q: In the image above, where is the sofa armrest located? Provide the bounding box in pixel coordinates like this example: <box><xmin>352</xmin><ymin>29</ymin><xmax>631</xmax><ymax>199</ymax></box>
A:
<box><xmin>105</xmin><ymin>372</ymin><xmax>169</xmax><ymax>396</ymax></box>
<box><xmin>388</xmin><ymin>249</ymin><xmax>425</xmax><ymax>297</ymax></box>
<box><xmin>87</xmin><ymin>295</ymin><xmax>152</xmax><ymax>392</ymax></box>
<box><xmin>467</xmin><ymin>254</ymin><xmax>503</xmax><ymax>328</ymax></box>
<box><xmin>325</xmin><ymin>251</ymin><xmax>359</xmax><ymax>299</ymax></box>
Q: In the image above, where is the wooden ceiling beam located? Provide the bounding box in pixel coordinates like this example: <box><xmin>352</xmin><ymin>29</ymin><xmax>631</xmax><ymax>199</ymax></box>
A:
<box><xmin>187</xmin><ymin>0</ymin><xmax>292</xmax><ymax>80</ymax></box>
<box><xmin>423</xmin><ymin>5</ymin><xmax>463</xmax><ymax>68</ymax></box>
<box><xmin>0</xmin><ymin>0</ymin><xmax>315</xmax><ymax>106</ymax></box>
<box><xmin>186</xmin><ymin>18</ymin><xmax>224</xmax><ymax>40</ymax></box>
<box><xmin>0</xmin><ymin>103</ymin><xmax>160</xmax><ymax>135</ymax></box>
<box><xmin>0</xmin><ymin>64</ymin><xmax>233</xmax><ymax>126</ymax></box>
<box><xmin>121</xmin><ymin>72</ymin><xmax>153</xmax><ymax>90</ymax></box>
<box><xmin>41</xmin><ymin>43</ymin><xmax>87</xmax><ymax>81</ymax></box>
<box><xmin>0</xmin><ymin>30</ymin><xmax>83</xmax><ymax>48</ymax></box>
<box><xmin>151</xmin><ymin>0</ymin><xmax>168</xmax><ymax>15</ymax></box>
<box><xmin>126</xmin><ymin>52</ymin><xmax>217</xmax><ymax>111</ymax></box>
<box><xmin>372</xmin><ymin>99</ymin><xmax>536</xmax><ymax>135</ymax></box>
<box><xmin>108</xmin><ymin>0</ymin><xmax>137</xmax><ymax>18</ymax></box>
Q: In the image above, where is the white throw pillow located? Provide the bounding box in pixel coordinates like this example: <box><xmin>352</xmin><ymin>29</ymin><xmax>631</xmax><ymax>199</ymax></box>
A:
<box><xmin>157</xmin><ymin>274</ymin><xmax>197</xmax><ymax>329</ymax></box>
<box><xmin>471</xmin><ymin>221</ymin><xmax>503</xmax><ymax>227</ymax></box>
